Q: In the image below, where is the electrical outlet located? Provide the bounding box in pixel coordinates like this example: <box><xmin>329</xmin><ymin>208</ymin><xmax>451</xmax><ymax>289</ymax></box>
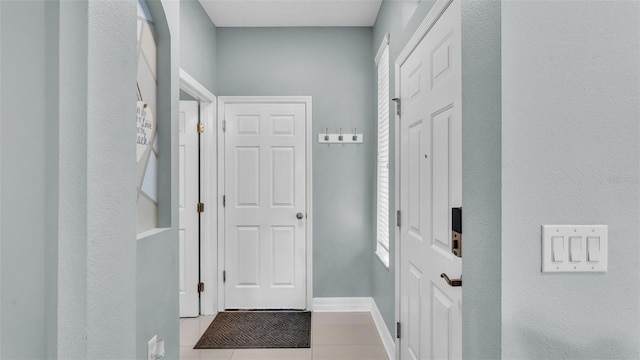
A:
<box><xmin>147</xmin><ymin>335</ymin><xmax>157</xmax><ymax>360</ymax></box>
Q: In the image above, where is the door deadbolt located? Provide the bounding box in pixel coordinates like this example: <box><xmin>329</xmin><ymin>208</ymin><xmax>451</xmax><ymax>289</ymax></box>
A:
<box><xmin>452</xmin><ymin>207</ymin><xmax>462</xmax><ymax>257</ymax></box>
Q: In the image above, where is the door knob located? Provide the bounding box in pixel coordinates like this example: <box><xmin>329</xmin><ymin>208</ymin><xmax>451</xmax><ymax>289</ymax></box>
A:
<box><xmin>440</xmin><ymin>273</ymin><xmax>462</xmax><ymax>287</ymax></box>
<box><xmin>296</xmin><ymin>212</ymin><xmax>304</xmax><ymax>220</ymax></box>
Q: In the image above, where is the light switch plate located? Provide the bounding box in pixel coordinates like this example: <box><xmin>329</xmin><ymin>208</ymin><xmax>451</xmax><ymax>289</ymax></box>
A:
<box><xmin>541</xmin><ymin>225</ymin><xmax>608</xmax><ymax>273</ymax></box>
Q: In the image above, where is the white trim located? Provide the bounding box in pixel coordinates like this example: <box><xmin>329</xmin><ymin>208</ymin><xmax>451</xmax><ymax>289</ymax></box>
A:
<box><xmin>371</xmin><ymin>298</ymin><xmax>396</xmax><ymax>360</ymax></box>
<box><xmin>376</xmin><ymin>35</ymin><xmax>391</xmax><ymax>269</ymax></box>
<box><xmin>179</xmin><ymin>68</ymin><xmax>217</xmax><ymax>315</ymax></box>
<box><xmin>305</xmin><ymin>99</ymin><xmax>313</xmax><ymax>310</ymax></box>
<box><xmin>396</xmin><ymin>0</ymin><xmax>453</xmax><ymax>67</ymax></box>
<box><xmin>179</xmin><ymin>69</ymin><xmax>215</xmax><ymax>102</ymax></box>
<box><xmin>313</xmin><ymin>297</ymin><xmax>395</xmax><ymax>360</ymax></box>
<box><xmin>394</xmin><ymin>1</ymin><xmax>455</xmax><ymax>359</ymax></box>
<box><xmin>393</xmin><ymin>52</ymin><xmax>401</xmax><ymax>359</ymax></box>
<box><xmin>375</xmin><ymin>33</ymin><xmax>390</xmax><ymax>65</ymax></box>
<box><xmin>217</xmin><ymin>96</ymin><xmax>313</xmax><ymax>311</ymax></box>
<box><xmin>375</xmin><ymin>248</ymin><xmax>390</xmax><ymax>268</ymax></box>
<box><xmin>201</xmin><ymin>98</ymin><xmax>217</xmax><ymax>315</ymax></box>
<box><xmin>217</xmin><ymin>97</ymin><xmax>226</xmax><ymax>312</ymax></box>
<box><xmin>311</xmin><ymin>297</ymin><xmax>373</xmax><ymax>312</ymax></box>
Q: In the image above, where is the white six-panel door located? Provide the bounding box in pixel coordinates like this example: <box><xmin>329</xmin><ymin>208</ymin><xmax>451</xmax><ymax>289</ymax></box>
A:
<box><xmin>399</xmin><ymin>1</ymin><xmax>462</xmax><ymax>358</ymax></box>
<box><xmin>179</xmin><ymin>100</ymin><xmax>200</xmax><ymax>317</ymax></box>
<box><xmin>223</xmin><ymin>101</ymin><xmax>307</xmax><ymax>309</ymax></box>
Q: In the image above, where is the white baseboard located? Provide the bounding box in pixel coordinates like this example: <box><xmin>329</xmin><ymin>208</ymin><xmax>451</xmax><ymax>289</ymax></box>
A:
<box><xmin>312</xmin><ymin>297</ymin><xmax>373</xmax><ymax>312</ymax></box>
<box><xmin>312</xmin><ymin>297</ymin><xmax>395</xmax><ymax>359</ymax></box>
<box><xmin>370</xmin><ymin>299</ymin><xmax>396</xmax><ymax>360</ymax></box>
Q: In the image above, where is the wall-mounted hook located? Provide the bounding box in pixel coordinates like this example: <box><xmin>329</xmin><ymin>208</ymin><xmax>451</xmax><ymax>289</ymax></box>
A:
<box><xmin>318</xmin><ymin>130</ymin><xmax>363</xmax><ymax>144</ymax></box>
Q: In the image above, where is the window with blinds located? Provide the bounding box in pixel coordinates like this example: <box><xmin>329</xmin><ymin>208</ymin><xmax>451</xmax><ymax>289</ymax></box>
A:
<box><xmin>375</xmin><ymin>35</ymin><xmax>390</xmax><ymax>267</ymax></box>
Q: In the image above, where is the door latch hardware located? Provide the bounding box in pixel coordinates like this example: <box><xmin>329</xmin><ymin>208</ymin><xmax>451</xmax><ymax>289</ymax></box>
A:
<box><xmin>391</xmin><ymin>98</ymin><xmax>401</xmax><ymax>116</ymax></box>
<box><xmin>440</xmin><ymin>273</ymin><xmax>462</xmax><ymax>287</ymax></box>
<box><xmin>197</xmin><ymin>123</ymin><xmax>205</xmax><ymax>133</ymax></box>
<box><xmin>198</xmin><ymin>282</ymin><xmax>205</xmax><ymax>293</ymax></box>
<box><xmin>452</xmin><ymin>207</ymin><xmax>462</xmax><ymax>257</ymax></box>
<box><xmin>397</xmin><ymin>210</ymin><xmax>401</xmax><ymax>227</ymax></box>
<box><xmin>396</xmin><ymin>322</ymin><xmax>401</xmax><ymax>339</ymax></box>
<box><xmin>197</xmin><ymin>203</ymin><xmax>205</xmax><ymax>213</ymax></box>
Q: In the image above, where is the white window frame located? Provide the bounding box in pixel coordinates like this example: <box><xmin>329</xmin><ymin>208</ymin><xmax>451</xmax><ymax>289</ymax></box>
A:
<box><xmin>375</xmin><ymin>34</ymin><xmax>390</xmax><ymax>268</ymax></box>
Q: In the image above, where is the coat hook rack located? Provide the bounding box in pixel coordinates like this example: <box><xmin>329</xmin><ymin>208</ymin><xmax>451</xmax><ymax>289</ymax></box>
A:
<box><xmin>318</xmin><ymin>128</ymin><xmax>363</xmax><ymax>144</ymax></box>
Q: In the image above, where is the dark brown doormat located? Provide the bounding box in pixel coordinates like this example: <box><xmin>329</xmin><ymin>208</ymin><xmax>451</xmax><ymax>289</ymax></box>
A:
<box><xmin>194</xmin><ymin>310</ymin><xmax>311</xmax><ymax>349</ymax></box>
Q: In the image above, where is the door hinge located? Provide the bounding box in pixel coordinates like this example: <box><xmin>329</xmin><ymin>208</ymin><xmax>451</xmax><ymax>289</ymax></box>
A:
<box><xmin>223</xmin><ymin>195</ymin><xmax>226</xmax><ymax>208</ymax></box>
<box><xmin>197</xmin><ymin>203</ymin><xmax>205</xmax><ymax>213</ymax></box>
<box><xmin>392</xmin><ymin>97</ymin><xmax>401</xmax><ymax>116</ymax></box>
<box><xmin>397</xmin><ymin>322</ymin><xmax>401</xmax><ymax>339</ymax></box>
<box><xmin>223</xmin><ymin>271</ymin><xmax>226</xmax><ymax>283</ymax></box>
<box><xmin>198</xmin><ymin>282</ymin><xmax>205</xmax><ymax>293</ymax></box>
<box><xmin>197</xmin><ymin>123</ymin><xmax>205</xmax><ymax>133</ymax></box>
<box><xmin>222</xmin><ymin>120</ymin><xmax>226</xmax><ymax>132</ymax></box>
<box><xmin>397</xmin><ymin>210</ymin><xmax>401</xmax><ymax>227</ymax></box>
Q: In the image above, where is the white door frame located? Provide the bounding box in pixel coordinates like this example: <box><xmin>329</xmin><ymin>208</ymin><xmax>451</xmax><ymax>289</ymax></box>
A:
<box><xmin>179</xmin><ymin>68</ymin><xmax>218</xmax><ymax>315</ymax></box>
<box><xmin>394</xmin><ymin>0</ymin><xmax>456</xmax><ymax>357</ymax></box>
<box><xmin>217</xmin><ymin>96</ymin><xmax>313</xmax><ymax>311</ymax></box>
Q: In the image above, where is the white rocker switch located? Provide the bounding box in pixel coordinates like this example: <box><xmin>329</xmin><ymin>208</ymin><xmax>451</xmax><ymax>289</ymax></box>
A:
<box><xmin>552</xmin><ymin>236</ymin><xmax>565</xmax><ymax>262</ymax></box>
<box><xmin>587</xmin><ymin>236</ymin><xmax>601</xmax><ymax>262</ymax></box>
<box><xmin>569</xmin><ymin>236</ymin><xmax>583</xmax><ymax>262</ymax></box>
<box><xmin>542</xmin><ymin>225</ymin><xmax>607</xmax><ymax>272</ymax></box>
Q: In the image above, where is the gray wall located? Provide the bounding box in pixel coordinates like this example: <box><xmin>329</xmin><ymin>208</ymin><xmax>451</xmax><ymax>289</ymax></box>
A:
<box><xmin>180</xmin><ymin>90</ymin><xmax>197</xmax><ymax>101</ymax></box>
<box><xmin>460</xmin><ymin>1</ymin><xmax>501</xmax><ymax>358</ymax></box>
<box><xmin>1</xmin><ymin>1</ymin><xmax>56</xmax><ymax>357</ymax></box>
<box><xmin>181</xmin><ymin>0</ymin><xmax>217</xmax><ymax>94</ymax></box>
<box><xmin>217</xmin><ymin>27</ymin><xmax>376</xmax><ymax>297</ymax></box>
<box><xmin>0</xmin><ymin>3</ymin><xmax>2</xmax><ymax>354</ymax></box>
<box><xmin>502</xmin><ymin>1</ymin><xmax>640</xmax><ymax>358</ymax></box>
<box><xmin>57</xmin><ymin>0</ymin><xmax>89</xmax><ymax>357</ymax></box>
<box><xmin>58</xmin><ymin>1</ymin><xmax>139</xmax><ymax>358</ymax></box>
<box><xmin>137</xmin><ymin>1</ymin><xmax>180</xmax><ymax>360</ymax></box>
<box><xmin>83</xmin><ymin>2</ymin><xmax>138</xmax><ymax>357</ymax></box>
<box><xmin>2</xmin><ymin>1</ymin><xmax>181</xmax><ymax>359</ymax></box>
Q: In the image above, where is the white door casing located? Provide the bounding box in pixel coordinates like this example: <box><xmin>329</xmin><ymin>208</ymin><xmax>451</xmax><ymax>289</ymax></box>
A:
<box><xmin>179</xmin><ymin>100</ymin><xmax>200</xmax><ymax>317</ymax></box>
<box><xmin>398</xmin><ymin>1</ymin><xmax>462</xmax><ymax>359</ymax></box>
<box><xmin>179</xmin><ymin>69</ymin><xmax>218</xmax><ymax>316</ymax></box>
<box><xmin>221</xmin><ymin>99</ymin><xmax>310</xmax><ymax>309</ymax></box>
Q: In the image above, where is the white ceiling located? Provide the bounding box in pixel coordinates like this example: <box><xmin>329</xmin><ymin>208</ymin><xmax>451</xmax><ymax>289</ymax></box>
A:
<box><xmin>198</xmin><ymin>0</ymin><xmax>383</xmax><ymax>27</ymax></box>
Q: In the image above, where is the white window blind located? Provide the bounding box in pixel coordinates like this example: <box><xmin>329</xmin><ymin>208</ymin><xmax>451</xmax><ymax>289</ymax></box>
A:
<box><xmin>375</xmin><ymin>34</ymin><xmax>390</xmax><ymax>268</ymax></box>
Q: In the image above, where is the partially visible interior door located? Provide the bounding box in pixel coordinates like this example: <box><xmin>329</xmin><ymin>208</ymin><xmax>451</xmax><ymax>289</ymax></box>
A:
<box><xmin>398</xmin><ymin>1</ymin><xmax>462</xmax><ymax>358</ymax></box>
<box><xmin>179</xmin><ymin>100</ymin><xmax>200</xmax><ymax>317</ymax></box>
<box><xmin>223</xmin><ymin>100</ymin><xmax>307</xmax><ymax>309</ymax></box>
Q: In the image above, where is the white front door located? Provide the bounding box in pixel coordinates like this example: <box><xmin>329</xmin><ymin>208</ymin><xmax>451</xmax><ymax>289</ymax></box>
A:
<box><xmin>223</xmin><ymin>101</ymin><xmax>307</xmax><ymax>309</ymax></box>
<box><xmin>179</xmin><ymin>100</ymin><xmax>200</xmax><ymax>317</ymax></box>
<box><xmin>398</xmin><ymin>1</ymin><xmax>462</xmax><ymax>358</ymax></box>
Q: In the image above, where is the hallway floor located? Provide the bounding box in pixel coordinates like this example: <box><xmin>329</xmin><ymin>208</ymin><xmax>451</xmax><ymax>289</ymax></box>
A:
<box><xmin>180</xmin><ymin>311</ymin><xmax>388</xmax><ymax>360</ymax></box>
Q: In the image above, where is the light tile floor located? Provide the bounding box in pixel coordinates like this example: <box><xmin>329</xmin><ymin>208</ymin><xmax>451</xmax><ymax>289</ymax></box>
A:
<box><xmin>179</xmin><ymin>312</ymin><xmax>389</xmax><ymax>360</ymax></box>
